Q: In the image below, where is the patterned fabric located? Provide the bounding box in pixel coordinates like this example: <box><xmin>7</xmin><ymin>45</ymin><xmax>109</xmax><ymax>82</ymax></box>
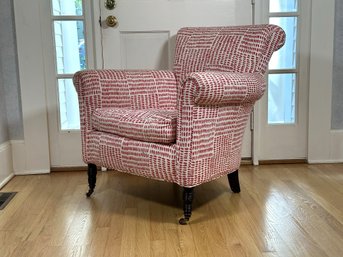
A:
<box><xmin>73</xmin><ymin>25</ymin><xmax>285</xmax><ymax>187</ymax></box>
<box><xmin>186</xmin><ymin>72</ymin><xmax>266</xmax><ymax>105</ymax></box>
<box><xmin>92</xmin><ymin>108</ymin><xmax>177</xmax><ymax>144</ymax></box>
<box><xmin>173</xmin><ymin>25</ymin><xmax>286</xmax><ymax>83</ymax></box>
<box><xmin>73</xmin><ymin>70</ymin><xmax>177</xmax><ymax>162</ymax></box>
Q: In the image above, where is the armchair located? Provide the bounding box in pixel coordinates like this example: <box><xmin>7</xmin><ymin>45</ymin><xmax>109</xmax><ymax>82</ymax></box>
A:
<box><xmin>73</xmin><ymin>24</ymin><xmax>285</xmax><ymax>224</ymax></box>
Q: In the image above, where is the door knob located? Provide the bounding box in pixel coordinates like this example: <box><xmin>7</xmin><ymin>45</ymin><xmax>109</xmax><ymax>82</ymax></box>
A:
<box><xmin>105</xmin><ymin>15</ymin><xmax>118</xmax><ymax>27</ymax></box>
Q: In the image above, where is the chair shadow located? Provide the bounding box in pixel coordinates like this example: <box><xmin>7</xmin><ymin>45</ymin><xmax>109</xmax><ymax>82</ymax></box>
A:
<box><xmin>87</xmin><ymin>171</ymin><xmax>242</xmax><ymax>224</ymax></box>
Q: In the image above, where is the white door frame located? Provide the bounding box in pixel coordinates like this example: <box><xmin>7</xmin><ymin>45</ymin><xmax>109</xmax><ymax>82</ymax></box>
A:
<box><xmin>253</xmin><ymin>0</ymin><xmax>311</xmax><ymax>162</ymax></box>
<box><xmin>42</xmin><ymin>0</ymin><xmax>96</xmax><ymax>168</ymax></box>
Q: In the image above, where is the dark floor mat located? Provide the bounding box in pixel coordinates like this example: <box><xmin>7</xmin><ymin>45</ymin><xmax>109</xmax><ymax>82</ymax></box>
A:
<box><xmin>0</xmin><ymin>192</ymin><xmax>17</xmax><ymax>210</ymax></box>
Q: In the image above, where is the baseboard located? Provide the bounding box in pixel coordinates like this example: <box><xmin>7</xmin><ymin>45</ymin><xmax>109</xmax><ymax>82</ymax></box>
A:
<box><xmin>50</xmin><ymin>166</ymin><xmax>88</xmax><ymax>172</ymax></box>
<box><xmin>14</xmin><ymin>169</ymin><xmax>50</xmax><ymax>175</ymax></box>
<box><xmin>10</xmin><ymin>140</ymin><xmax>26</xmax><ymax>174</ymax></box>
<box><xmin>307</xmin><ymin>160</ymin><xmax>343</xmax><ymax>164</ymax></box>
<box><xmin>0</xmin><ymin>174</ymin><xmax>15</xmax><ymax>189</ymax></box>
<box><xmin>259</xmin><ymin>159</ymin><xmax>308</xmax><ymax>165</ymax></box>
<box><xmin>10</xmin><ymin>140</ymin><xmax>50</xmax><ymax>175</ymax></box>
<box><xmin>0</xmin><ymin>141</ymin><xmax>14</xmax><ymax>189</ymax></box>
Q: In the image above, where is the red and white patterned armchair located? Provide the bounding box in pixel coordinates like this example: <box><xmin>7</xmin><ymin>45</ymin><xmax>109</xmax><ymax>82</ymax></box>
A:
<box><xmin>73</xmin><ymin>24</ymin><xmax>285</xmax><ymax>224</ymax></box>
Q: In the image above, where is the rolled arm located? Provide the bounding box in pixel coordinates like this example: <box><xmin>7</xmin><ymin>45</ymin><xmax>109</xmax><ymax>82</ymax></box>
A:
<box><xmin>184</xmin><ymin>72</ymin><xmax>266</xmax><ymax>106</ymax></box>
<box><xmin>176</xmin><ymin>71</ymin><xmax>266</xmax><ymax>187</ymax></box>
<box><xmin>73</xmin><ymin>69</ymin><xmax>178</xmax><ymax>163</ymax></box>
<box><xmin>74</xmin><ymin>69</ymin><xmax>177</xmax><ymax>109</ymax></box>
<box><xmin>73</xmin><ymin>69</ymin><xmax>178</xmax><ymax>129</ymax></box>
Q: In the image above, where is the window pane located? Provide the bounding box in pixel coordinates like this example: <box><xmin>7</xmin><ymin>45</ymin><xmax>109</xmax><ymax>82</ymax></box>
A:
<box><xmin>268</xmin><ymin>74</ymin><xmax>296</xmax><ymax>124</ymax></box>
<box><xmin>269</xmin><ymin>0</ymin><xmax>297</xmax><ymax>13</ymax></box>
<box><xmin>53</xmin><ymin>21</ymin><xmax>86</xmax><ymax>74</ymax></box>
<box><xmin>269</xmin><ymin>17</ymin><xmax>297</xmax><ymax>70</ymax></box>
<box><xmin>58</xmin><ymin>79</ymin><xmax>80</xmax><ymax>130</ymax></box>
<box><xmin>52</xmin><ymin>0</ymin><xmax>83</xmax><ymax>16</ymax></box>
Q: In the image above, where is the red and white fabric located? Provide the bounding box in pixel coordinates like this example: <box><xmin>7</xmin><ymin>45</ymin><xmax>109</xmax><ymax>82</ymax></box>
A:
<box><xmin>73</xmin><ymin>24</ymin><xmax>285</xmax><ymax>187</ymax></box>
<box><xmin>92</xmin><ymin>108</ymin><xmax>177</xmax><ymax>144</ymax></box>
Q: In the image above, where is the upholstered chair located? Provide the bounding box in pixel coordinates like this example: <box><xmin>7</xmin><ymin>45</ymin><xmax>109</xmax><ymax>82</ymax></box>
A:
<box><xmin>73</xmin><ymin>24</ymin><xmax>285</xmax><ymax>224</ymax></box>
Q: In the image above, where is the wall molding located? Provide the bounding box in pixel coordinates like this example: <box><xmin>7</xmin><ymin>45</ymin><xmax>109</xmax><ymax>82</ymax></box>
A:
<box><xmin>10</xmin><ymin>140</ymin><xmax>25</xmax><ymax>174</ymax></box>
<box><xmin>0</xmin><ymin>141</ymin><xmax>14</xmax><ymax>189</ymax></box>
<box><xmin>10</xmin><ymin>140</ymin><xmax>50</xmax><ymax>175</ymax></box>
<box><xmin>14</xmin><ymin>0</ymin><xmax>51</xmax><ymax>174</ymax></box>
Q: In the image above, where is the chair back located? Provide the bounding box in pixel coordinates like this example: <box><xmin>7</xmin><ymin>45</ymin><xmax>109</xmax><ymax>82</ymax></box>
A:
<box><xmin>173</xmin><ymin>24</ymin><xmax>285</xmax><ymax>83</ymax></box>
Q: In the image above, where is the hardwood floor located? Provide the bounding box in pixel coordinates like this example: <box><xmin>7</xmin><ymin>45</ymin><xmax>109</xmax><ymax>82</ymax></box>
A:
<box><xmin>0</xmin><ymin>164</ymin><xmax>342</xmax><ymax>257</ymax></box>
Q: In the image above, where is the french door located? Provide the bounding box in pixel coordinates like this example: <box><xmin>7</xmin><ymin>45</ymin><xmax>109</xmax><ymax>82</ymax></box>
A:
<box><xmin>43</xmin><ymin>0</ymin><xmax>95</xmax><ymax>167</ymax></box>
<box><xmin>255</xmin><ymin>0</ymin><xmax>311</xmax><ymax>161</ymax></box>
<box><xmin>45</xmin><ymin>0</ymin><xmax>254</xmax><ymax>167</ymax></box>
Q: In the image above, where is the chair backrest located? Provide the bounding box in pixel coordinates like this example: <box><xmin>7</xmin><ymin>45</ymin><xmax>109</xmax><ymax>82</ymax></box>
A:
<box><xmin>173</xmin><ymin>24</ymin><xmax>285</xmax><ymax>83</ymax></box>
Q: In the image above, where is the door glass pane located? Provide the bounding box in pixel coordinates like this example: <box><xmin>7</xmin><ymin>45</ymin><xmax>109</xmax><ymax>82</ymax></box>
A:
<box><xmin>54</xmin><ymin>20</ymin><xmax>86</xmax><ymax>74</ymax></box>
<box><xmin>268</xmin><ymin>74</ymin><xmax>296</xmax><ymax>124</ymax></box>
<box><xmin>58</xmin><ymin>79</ymin><xmax>80</xmax><ymax>130</ymax></box>
<box><xmin>269</xmin><ymin>17</ymin><xmax>297</xmax><ymax>70</ymax></box>
<box><xmin>52</xmin><ymin>0</ymin><xmax>83</xmax><ymax>16</ymax></box>
<box><xmin>269</xmin><ymin>0</ymin><xmax>297</xmax><ymax>13</ymax></box>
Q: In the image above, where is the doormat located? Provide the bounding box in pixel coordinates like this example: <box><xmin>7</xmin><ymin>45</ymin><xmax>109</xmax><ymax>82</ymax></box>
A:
<box><xmin>0</xmin><ymin>192</ymin><xmax>17</xmax><ymax>210</ymax></box>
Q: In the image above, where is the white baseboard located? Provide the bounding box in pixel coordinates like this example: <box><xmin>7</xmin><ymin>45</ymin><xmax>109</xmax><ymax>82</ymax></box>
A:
<box><xmin>10</xmin><ymin>140</ymin><xmax>50</xmax><ymax>175</ymax></box>
<box><xmin>10</xmin><ymin>140</ymin><xmax>26</xmax><ymax>174</ymax></box>
<box><xmin>308</xmin><ymin>130</ymin><xmax>343</xmax><ymax>164</ymax></box>
<box><xmin>0</xmin><ymin>174</ymin><xmax>15</xmax><ymax>189</ymax></box>
<box><xmin>0</xmin><ymin>141</ymin><xmax>14</xmax><ymax>189</ymax></box>
<box><xmin>308</xmin><ymin>159</ymin><xmax>343</xmax><ymax>164</ymax></box>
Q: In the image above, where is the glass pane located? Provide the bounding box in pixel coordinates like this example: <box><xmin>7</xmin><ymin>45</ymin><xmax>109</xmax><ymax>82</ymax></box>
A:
<box><xmin>52</xmin><ymin>0</ymin><xmax>83</xmax><ymax>16</ymax></box>
<box><xmin>268</xmin><ymin>74</ymin><xmax>296</xmax><ymax>124</ymax></box>
<box><xmin>53</xmin><ymin>21</ymin><xmax>86</xmax><ymax>74</ymax></box>
<box><xmin>269</xmin><ymin>17</ymin><xmax>297</xmax><ymax>70</ymax></box>
<box><xmin>58</xmin><ymin>79</ymin><xmax>80</xmax><ymax>130</ymax></box>
<box><xmin>269</xmin><ymin>0</ymin><xmax>297</xmax><ymax>13</ymax></box>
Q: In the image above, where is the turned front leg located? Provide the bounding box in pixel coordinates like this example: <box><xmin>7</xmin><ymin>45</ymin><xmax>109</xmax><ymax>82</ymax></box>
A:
<box><xmin>86</xmin><ymin>163</ymin><xmax>97</xmax><ymax>197</ymax></box>
<box><xmin>179</xmin><ymin>187</ymin><xmax>194</xmax><ymax>225</ymax></box>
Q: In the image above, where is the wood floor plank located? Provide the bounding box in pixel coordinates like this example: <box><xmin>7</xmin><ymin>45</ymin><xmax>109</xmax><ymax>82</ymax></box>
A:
<box><xmin>0</xmin><ymin>164</ymin><xmax>342</xmax><ymax>257</ymax></box>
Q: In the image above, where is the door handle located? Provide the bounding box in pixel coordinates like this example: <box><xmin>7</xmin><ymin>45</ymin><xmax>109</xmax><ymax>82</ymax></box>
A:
<box><xmin>105</xmin><ymin>15</ymin><xmax>118</xmax><ymax>27</ymax></box>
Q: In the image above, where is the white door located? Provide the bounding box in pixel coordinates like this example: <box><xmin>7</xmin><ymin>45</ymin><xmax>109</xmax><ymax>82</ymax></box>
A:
<box><xmin>255</xmin><ymin>0</ymin><xmax>311</xmax><ymax>161</ymax></box>
<box><xmin>45</xmin><ymin>0</ymin><xmax>254</xmax><ymax>167</ymax></box>
<box><xmin>43</xmin><ymin>0</ymin><xmax>95</xmax><ymax>167</ymax></box>
<box><xmin>95</xmin><ymin>0</ymin><xmax>254</xmax><ymax>158</ymax></box>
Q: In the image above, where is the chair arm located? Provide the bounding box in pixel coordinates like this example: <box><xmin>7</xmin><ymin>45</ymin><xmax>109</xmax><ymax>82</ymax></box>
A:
<box><xmin>73</xmin><ymin>69</ymin><xmax>177</xmax><ymax>108</ymax></box>
<box><xmin>73</xmin><ymin>69</ymin><xmax>177</xmax><ymax>130</ymax></box>
<box><xmin>175</xmin><ymin>72</ymin><xmax>265</xmax><ymax>187</ymax></box>
<box><xmin>184</xmin><ymin>72</ymin><xmax>266</xmax><ymax>106</ymax></box>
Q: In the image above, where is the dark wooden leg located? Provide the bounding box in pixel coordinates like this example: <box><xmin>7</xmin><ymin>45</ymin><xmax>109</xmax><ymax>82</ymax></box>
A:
<box><xmin>228</xmin><ymin>170</ymin><xmax>240</xmax><ymax>193</ymax></box>
<box><xmin>179</xmin><ymin>187</ymin><xmax>194</xmax><ymax>225</ymax></box>
<box><xmin>86</xmin><ymin>163</ymin><xmax>97</xmax><ymax>197</ymax></box>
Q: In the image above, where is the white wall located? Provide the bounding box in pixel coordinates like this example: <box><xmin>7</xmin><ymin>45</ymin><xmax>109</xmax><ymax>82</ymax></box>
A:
<box><xmin>308</xmin><ymin>0</ymin><xmax>343</xmax><ymax>163</ymax></box>
<box><xmin>332</xmin><ymin>0</ymin><xmax>343</xmax><ymax>130</ymax></box>
<box><xmin>13</xmin><ymin>0</ymin><xmax>50</xmax><ymax>174</ymax></box>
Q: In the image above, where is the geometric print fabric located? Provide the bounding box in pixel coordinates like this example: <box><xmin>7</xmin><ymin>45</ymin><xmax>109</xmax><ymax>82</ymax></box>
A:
<box><xmin>73</xmin><ymin>24</ymin><xmax>286</xmax><ymax>187</ymax></box>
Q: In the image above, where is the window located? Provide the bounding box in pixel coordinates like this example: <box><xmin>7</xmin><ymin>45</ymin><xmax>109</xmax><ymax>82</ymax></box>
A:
<box><xmin>51</xmin><ymin>0</ymin><xmax>86</xmax><ymax>130</ymax></box>
<box><xmin>268</xmin><ymin>0</ymin><xmax>298</xmax><ymax>124</ymax></box>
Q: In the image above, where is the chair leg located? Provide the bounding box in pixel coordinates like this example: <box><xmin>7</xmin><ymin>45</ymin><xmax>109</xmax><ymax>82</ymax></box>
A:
<box><xmin>228</xmin><ymin>170</ymin><xmax>240</xmax><ymax>193</ymax></box>
<box><xmin>179</xmin><ymin>187</ymin><xmax>194</xmax><ymax>225</ymax></box>
<box><xmin>86</xmin><ymin>163</ymin><xmax>97</xmax><ymax>197</ymax></box>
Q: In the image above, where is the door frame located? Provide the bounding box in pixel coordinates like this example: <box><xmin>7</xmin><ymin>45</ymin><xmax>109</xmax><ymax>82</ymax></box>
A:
<box><xmin>252</xmin><ymin>0</ymin><xmax>312</xmax><ymax>162</ymax></box>
<box><xmin>42</xmin><ymin>0</ymin><xmax>96</xmax><ymax>168</ymax></box>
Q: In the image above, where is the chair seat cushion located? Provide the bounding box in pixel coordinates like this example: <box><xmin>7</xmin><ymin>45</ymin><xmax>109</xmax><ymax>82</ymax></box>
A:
<box><xmin>92</xmin><ymin>108</ymin><xmax>177</xmax><ymax>144</ymax></box>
